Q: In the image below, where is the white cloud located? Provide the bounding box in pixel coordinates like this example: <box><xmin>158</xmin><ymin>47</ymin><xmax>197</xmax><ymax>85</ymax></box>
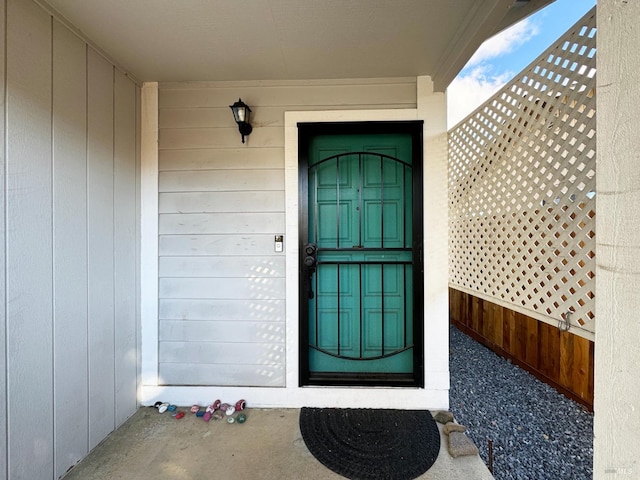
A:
<box><xmin>447</xmin><ymin>66</ymin><xmax>512</xmax><ymax>128</ymax></box>
<box><xmin>446</xmin><ymin>18</ymin><xmax>540</xmax><ymax>128</ymax></box>
<box><xmin>466</xmin><ymin>19</ymin><xmax>540</xmax><ymax>67</ymax></box>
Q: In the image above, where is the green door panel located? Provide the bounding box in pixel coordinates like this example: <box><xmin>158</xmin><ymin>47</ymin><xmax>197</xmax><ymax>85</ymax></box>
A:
<box><xmin>306</xmin><ymin>133</ymin><xmax>415</xmax><ymax>376</ymax></box>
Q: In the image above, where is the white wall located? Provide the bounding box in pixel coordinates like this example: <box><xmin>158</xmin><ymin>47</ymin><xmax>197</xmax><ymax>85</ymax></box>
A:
<box><xmin>154</xmin><ymin>78</ymin><xmax>417</xmax><ymax>388</ymax></box>
<box><xmin>143</xmin><ymin>76</ymin><xmax>450</xmax><ymax>409</ymax></box>
<box><xmin>594</xmin><ymin>1</ymin><xmax>640</xmax><ymax>477</ymax></box>
<box><xmin>0</xmin><ymin>1</ymin><xmax>140</xmax><ymax>478</ymax></box>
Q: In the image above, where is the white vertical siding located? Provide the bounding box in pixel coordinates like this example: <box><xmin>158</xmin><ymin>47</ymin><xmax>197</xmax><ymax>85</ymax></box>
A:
<box><xmin>6</xmin><ymin>2</ymin><xmax>53</xmax><ymax>480</ymax></box>
<box><xmin>157</xmin><ymin>78</ymin><xmax>416</xmax><ymax>386</ymax></box>
<box><xmin>135</xmin><ymin>85</ymin><xmax>142</xmax><ymax>403</ymax></box>
<box><xmin>87</xmin><ymin>48</ymin><xmax>116</xmax><ymax>450</ymax></box>
<box><xmin>1</xmin><ymin>1</ymin><xmax>140</xmax><ymax>479</ymax></box>
<box><xmin>52</xmin><ymin>19</ymin><xmax>88</xmax><ymax>475</ymax></box>
<box><xmin>113</xmin><ymin>70</ymin><xmax>138</xmax><ymax>428</ymax></box>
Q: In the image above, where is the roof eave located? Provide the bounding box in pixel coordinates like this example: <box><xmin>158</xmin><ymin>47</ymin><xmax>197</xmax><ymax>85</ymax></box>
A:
<box><xmin>431</xmin><ymin>0</ymin><xmax>556</xmax><ymax>92</ymax></box>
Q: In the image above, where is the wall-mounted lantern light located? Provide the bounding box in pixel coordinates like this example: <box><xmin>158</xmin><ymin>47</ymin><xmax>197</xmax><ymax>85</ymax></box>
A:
<box><xmin>229</xmin><ymin>98</ymin><xmax>253</xmax><ymax>144</ymax></box>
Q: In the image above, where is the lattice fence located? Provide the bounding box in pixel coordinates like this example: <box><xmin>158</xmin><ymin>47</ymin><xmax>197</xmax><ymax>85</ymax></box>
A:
<box><xmin>448</xmin><ymin>8</ymin><xmax>596</xmax><ymax>337</ymax></box>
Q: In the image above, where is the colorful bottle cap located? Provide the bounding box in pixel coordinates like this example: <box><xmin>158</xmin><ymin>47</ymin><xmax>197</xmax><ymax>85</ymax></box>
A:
<box><xmin>225</xmin><ymin>406</ymin><xmax>236</xmax><ymax>416</ymax></box>
<box><xmin>220</xmin><ymin>403</ymin><xmax>230</xmax><ymax>411</ymax></box>
<box><xmin>196</xmin><ymin>410</ymin><xmax>205</xmax><ymax>417</ymax></box>
<box><xmin>213</xmin><ymin>399</ymin><xmax>221</xmax><ymax>410</ymax></box>
<box><xmin>235</xmin><ymin>400</ymin><xmax>246</xmax><ymax>411</ymax></box>
<box><xmin>175</xmin><ymin>411</ymin><xmax>185</xmax><ymax>419</ymax></box>
<box><xmin>190</xmin><ymin>405</ymin><xmax>200</xmax><ymax>414</ymax></box>
<box><xmin>203</xmin><ymin>411</ymin><xmax>212</xmax><ymax>422</ymax></box>
<box><xmin>236</xmin><ymin>413</ymin><xmax>247</xmax><ymax>424</ymax></box>
<box><xmin>227</xmin><ymin>416</ymin><xmax>235</xmax><ymax>424</ymax></box>
<box><xmin>167</xmin><ymin>405</ymin><xmax>177</xmax><ymax>412</ymax></box>
<box><xmin>158</xmin><ymin>402</ymin><xmax>169</xmax><ymax>414</ymax></box>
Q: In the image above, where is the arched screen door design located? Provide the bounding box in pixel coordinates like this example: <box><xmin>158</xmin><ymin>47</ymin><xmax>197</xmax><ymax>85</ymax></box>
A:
<box><xmin>298</xmin><ymin>122</ymin><xmax>424</xmax><ymax>386</ymax></box>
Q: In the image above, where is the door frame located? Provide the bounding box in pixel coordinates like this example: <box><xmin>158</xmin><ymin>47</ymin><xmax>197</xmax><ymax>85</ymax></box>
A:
<box><xmin>297</xmin><ymin>121</ymin><xmax>424</xmax><ymax>387</ymax></box>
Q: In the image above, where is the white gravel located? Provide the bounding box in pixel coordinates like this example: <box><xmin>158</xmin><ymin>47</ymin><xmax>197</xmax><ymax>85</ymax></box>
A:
<box><xmin>449</xmin><ymin>325</ymin><xmax>593</xmax><ymax>480</ymax></box>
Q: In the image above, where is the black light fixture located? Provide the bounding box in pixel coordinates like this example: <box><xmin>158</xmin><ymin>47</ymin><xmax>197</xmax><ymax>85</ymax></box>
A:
<box><xmin>229</xmin><ymin>98</ymin><xmax>253</xmax><ymax>144</ymax></box>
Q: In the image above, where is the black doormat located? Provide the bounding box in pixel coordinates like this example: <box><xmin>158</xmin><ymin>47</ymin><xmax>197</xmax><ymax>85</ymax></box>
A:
<box><xmin>299</xmin><ymin>407</ymin><xmax>440</xmax><ymax>480</ymax></box>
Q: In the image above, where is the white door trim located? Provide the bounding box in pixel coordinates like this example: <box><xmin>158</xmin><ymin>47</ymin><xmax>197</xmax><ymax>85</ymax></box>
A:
<box><xmin>140</xmin><ymin>82</ymin><xmax>159</xmax><ymax>386</ymax></box>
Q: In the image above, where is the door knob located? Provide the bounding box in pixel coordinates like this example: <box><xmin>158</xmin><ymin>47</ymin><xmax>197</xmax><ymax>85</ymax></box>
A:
<box><xmin>303</xmin><ymin>243</ymin><xmax>317</xmax><ymax>268</ymax></box>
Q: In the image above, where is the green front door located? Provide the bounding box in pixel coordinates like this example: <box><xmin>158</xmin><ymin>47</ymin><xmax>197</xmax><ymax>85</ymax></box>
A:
<box><xmin>299</xmin><ymin>123</ymin><xmax>423</xmax><ymax>386</ymax></box>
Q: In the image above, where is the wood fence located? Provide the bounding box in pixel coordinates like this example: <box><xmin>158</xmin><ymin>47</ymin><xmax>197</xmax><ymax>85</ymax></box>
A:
<box><xmin>449</xmin><ymin>288</ymin><xmax>594</xmax><ymax>410</ymax></box>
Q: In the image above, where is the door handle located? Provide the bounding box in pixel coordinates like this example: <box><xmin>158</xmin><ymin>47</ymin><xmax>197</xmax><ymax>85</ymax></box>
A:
<box><xmin>307</xmin><ymin>270</ymin><xmax>315</xmax><ymax>300</ymax></box>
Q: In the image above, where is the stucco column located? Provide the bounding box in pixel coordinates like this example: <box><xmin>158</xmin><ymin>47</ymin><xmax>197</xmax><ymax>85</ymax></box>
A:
<box><xmin>140</xmin><ymin>82</ymin><xmax>159</xmax><ymax>388</ymax></box>
<box><xmin>594</xmin><ymin>1</ymin><xmax>640</xmax><ymax>478</ymax></box>
<box><xmin>418</xmin><ymin>76</ymin><xmax>450</xmax><ymax>396</ymax></box>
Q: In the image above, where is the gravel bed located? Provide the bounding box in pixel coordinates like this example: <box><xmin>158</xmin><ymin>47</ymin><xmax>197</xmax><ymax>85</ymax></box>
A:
<box><xmin>449</xmin><ymin>325</ymin><xmax>593</xmax><ymax>480</ymax></box>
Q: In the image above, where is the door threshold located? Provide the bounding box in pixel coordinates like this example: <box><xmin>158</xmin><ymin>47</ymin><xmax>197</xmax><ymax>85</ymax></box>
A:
<box><xmin>304</xmin><ymin>372</ymin><xmax>420</xmax><ymax>388</ymax></box>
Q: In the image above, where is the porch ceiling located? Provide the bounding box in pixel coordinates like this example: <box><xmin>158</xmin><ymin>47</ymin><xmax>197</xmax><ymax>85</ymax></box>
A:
<box><xmin>42</xmin><ymin>0</ymin><xmax>553</xmax><ymax>91</ymax></box>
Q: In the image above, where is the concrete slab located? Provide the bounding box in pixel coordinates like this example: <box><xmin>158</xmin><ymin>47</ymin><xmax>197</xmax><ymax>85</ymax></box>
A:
<box><xmin>62</xmin><ymin>408</ymin><xmax>494</xmax><ymax>480</ymax></box>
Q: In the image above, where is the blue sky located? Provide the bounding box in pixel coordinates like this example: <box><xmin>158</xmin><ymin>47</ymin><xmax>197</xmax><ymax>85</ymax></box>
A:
<box><xmin>447</xmin><ymin>0</ymin><xmax>597</xmax><ymax>127</ymax></box>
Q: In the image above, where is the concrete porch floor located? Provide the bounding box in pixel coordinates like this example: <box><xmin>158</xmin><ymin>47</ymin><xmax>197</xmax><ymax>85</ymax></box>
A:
<box><xmin>62</xmin><ymin>407</ymin><xmax>494</xmax><ymax>480</ymax></box>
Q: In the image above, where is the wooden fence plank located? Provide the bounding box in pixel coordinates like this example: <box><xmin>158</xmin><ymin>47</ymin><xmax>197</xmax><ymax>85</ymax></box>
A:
<box><xmin>572</xmin><ymin>335</ymin><xmax>591</xmax><ymax>401</ymax></box>
<box><xmin>587</xmin><ymin>341</ymin><xmax>595</xmax><ymax>403</ymax></box>
<box><xmin>481</xmin><ymin>299</ymin><xmax>491</xmax><ymax>341</ymax></box>
<box><xmin>492</xmin><ymin>302</ymin><xmax>504</xmax><ymax>349</ymax></box>
<box><xmin>559</xmin><ymin>330</ymin><xmax>574</xmax><ymax>391</ymax></box>
<box><xmin>503</xmin><ymin>307</ymin><xmax>516</xmax><ymax>357</ymax></box>
<box><xmin>538</xmin><ymin>322</ymin><xmax>560</xmax><ymax>382</ymax></box>
<box><xmin>471</xmin><ymin>295</ymin><xmax>482</xmax><ymax>332</ymax></box>
<box><xmin>525</xmin><ymin>315</ymin><xmax>539</xmax><ymax>370</ymax></box>
<box><xmin>514</xmin><ymin>312</ymin><xmax>527</xmax><ymax>361</ymax></box>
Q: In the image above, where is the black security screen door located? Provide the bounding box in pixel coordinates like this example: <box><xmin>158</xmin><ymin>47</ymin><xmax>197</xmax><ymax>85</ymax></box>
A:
<box><xmin>298</xmin><ymin>121</ymin><xmax>424</xmax><ymax>387</ymax></box>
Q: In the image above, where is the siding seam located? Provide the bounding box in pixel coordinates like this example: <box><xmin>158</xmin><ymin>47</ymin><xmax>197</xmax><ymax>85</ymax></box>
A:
<box><xmin>111</xmin><ymin>65</ymin><xmax>116</xmax><ymax>432</ymax></box>
<box><xmin>49</xmin><ymin>13</ymin><xmax>56</xmax><ymax>479</ymax></box>
<box><xmin>2</xmin><ymin>0</ymin><xmax>7</xmax><ymax>476</ymax></box>
<box><xmin>84</xmin><ymin>40</ymin><xmax>90</xmax><ymax>456</ymax></box>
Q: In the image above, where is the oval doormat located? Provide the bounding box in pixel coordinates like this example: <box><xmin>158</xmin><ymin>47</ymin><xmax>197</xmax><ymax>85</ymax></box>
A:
<box><xmin>299</xmin><ymin>407</ymin><xmax>440</xmax><ymax>480</ymax></box>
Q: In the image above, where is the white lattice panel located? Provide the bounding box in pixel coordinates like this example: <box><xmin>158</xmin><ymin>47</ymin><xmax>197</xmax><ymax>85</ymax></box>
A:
<box><xmin>448</xmin><ymin>8</ymin><xmax>597</xmax><ymax>335</ymax></box>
